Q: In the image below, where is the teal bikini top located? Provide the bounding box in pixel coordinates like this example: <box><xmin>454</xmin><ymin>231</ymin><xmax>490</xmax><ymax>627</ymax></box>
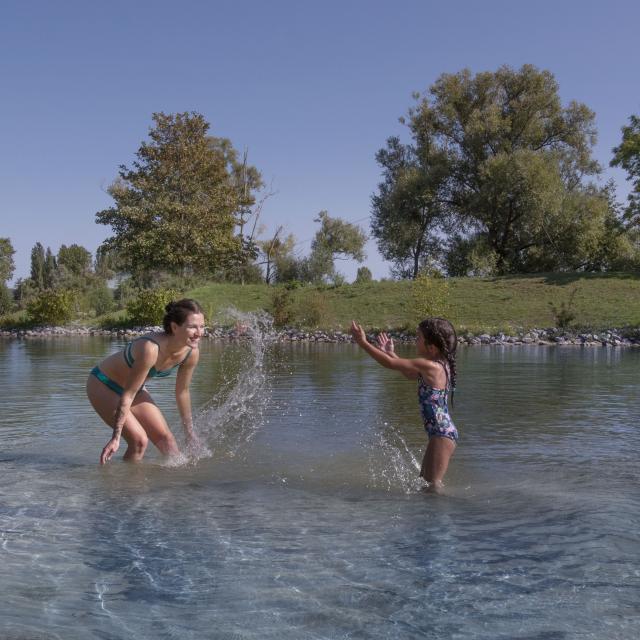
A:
<box><xmin>124</xmin><ymin>336</ymin><xmax>192</xmax><ymax>378</ymax></box>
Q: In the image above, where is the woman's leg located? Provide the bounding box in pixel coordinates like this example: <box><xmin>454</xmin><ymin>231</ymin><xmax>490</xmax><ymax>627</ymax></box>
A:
<box><xmin>420</xmin><ymin>436</ymin><xmax>456</xmax><ymax>491</ymax></box>
<box><xmin>87</xmin><ymin>375</ymin><xmax>149</xmax><ymax>462</ymax></box>
<box><xmin>129</xmin><ymin>390</ymin><xmax>180</xmax><ymax>457</ymax></box>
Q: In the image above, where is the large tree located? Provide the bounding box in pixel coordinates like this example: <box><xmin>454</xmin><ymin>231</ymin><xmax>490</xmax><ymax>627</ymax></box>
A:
<box><xmin>0</xmin><ymin>238</ymin><xmax>16</xmax><ymax>284</ymax></box>
<box><xmin>208</xmin><ymin>138</ymin><xmax>267</xmax><ymax>282</ymax></box>
<box><xmin>30</xmin><ymin>242</ymin><xmax>46</xmax><ymax>289</ymax></box>
<box><xmin>401</xmin><ymin>64</ymin><xmax>606</xmax><ymax>274</ymax></box>
<box><xmin>611</xmin><ymin>113</ymin><xmax>640</xmax><ymax>228</ymax></box>
<box><xmin>43</xmin><ymin>247</ymin><xmax>57</xmax><ymax>289</ymax></box>
<box><xmin>57</xmin><ymin>244</ymin><xmax>92</xmax><ymax>276</ymax></box>
<box><xmin>303</xmin><ymin>211</ymin><xmax>367</xmax><ymax>284</ymax></box>
<box><xmin>257</xmin><ymin>227</ymin><xmax>296</xmax><ymax>284</ymax></box>
<box><xmin>371</xmin><ymin>136</ymin><xmax>451</xmax><ymax>278</ymax></box>
<box><xmin>96</xmin><ymin>112</ymin><xmax>245</xmax><ymax>277</ymax></box>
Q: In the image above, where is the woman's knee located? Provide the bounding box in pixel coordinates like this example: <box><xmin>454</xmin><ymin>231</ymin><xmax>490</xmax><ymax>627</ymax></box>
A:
<box><xmin>127</xmin><ymin>432</ymin><xmax>149</xmax><ymax>455</ymax></box>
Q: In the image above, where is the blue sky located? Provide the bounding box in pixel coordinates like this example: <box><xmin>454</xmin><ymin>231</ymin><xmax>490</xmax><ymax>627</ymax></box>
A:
<box><xmin>2</xmin><ymin>0</ymin><xmax>639</xmax><ymax>284</ymax></box>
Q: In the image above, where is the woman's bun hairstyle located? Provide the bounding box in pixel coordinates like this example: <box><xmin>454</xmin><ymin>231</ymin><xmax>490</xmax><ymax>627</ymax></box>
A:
<box><xmin>163</xmin><ymin>299</ymin><xmax>204</xmax><ymax>334</ymax></box>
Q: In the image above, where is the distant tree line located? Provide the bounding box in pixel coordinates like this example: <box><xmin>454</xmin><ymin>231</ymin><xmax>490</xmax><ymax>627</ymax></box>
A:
<box><xmin>1</xmin><ymin>112</ymin><xmax>369</xmax><ymax>322</ymax></box>
<box><xmin>2</xmin><ymin>64</ymin><xmax>639</xmax><ymax>323</ymax></box>
<box><xmin>2</xmin><ymin>240</ymin><xmax>115</xmax><ymax>323</ymax></box>
<box><xmin>94</xmin><ymin>111</ymin><xmax>368</xmax><ymax>289</ymax></box>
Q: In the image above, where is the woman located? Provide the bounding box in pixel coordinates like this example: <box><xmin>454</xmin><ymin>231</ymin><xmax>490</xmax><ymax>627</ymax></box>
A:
<box><xmin>87</xmin><ymin>299</ymin><xmax>205</xmax><ymax>464</ymax></box>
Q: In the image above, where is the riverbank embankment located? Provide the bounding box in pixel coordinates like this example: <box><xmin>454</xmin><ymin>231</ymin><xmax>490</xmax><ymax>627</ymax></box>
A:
<box><xmin>2</xmin><ymin>325</ymin><xmax>639</xmax><ymax>347</ymax></box>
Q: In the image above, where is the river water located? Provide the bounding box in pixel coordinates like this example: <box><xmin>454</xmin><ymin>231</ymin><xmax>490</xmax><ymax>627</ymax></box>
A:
<box><xmin>0</xmin><ymin>328</ymin><xmax>638</xmax><ymax>639</ymax></box>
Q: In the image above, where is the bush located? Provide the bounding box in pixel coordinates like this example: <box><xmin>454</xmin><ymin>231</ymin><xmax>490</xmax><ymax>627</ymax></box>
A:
<box><xmin>126</xmin><ymin>288</ymin><xmax>178</xmax><ymax>327</ymax></box>
<box><xmin>548</xmin><ymin>287</ymin><xmax>578</xmax><ymax>329</ymax></box>
<box><xmin>354</xmin><ymin>267</ymin><xmax>373</xmax><ymax>284</ymax></box>
<box><xmin>298</xmin><ymin>290</ymin><xmax>333</xmax><ymax>328</ymax></box>
<box><xmin>27</xmin><ymin>289</ymin><xmax>74</xmax><ymax>325</ymax></box>
<box><xmin>87</xmin><ymin>284</ymin><xmax>115</xmax><ymax>316</ymax></box>
<box><xmin>412</xmin><ymin>272</ymin><xmax>451</xmax><ymax>321</ymax></box>
<box><xmin>270</xmin><ymin>287</ymin><xmax>294</xmax><ymax>327</ymax></box>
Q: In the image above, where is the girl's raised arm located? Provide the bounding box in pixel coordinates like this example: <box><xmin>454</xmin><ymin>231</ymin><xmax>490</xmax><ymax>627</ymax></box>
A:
<box><xmin>350</xmin><ymin>321</ymin><xmax>422</xmax><ymax>380</ymax></box>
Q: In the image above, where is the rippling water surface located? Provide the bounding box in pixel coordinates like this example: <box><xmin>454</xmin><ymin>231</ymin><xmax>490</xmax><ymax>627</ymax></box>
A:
<box><xmin>1</xmin><ymin>330</ymin><xmax>639</xmax><ymax>639</ymax></box>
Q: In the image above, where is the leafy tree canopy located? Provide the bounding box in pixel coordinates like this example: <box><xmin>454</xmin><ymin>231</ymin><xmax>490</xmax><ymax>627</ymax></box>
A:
<box><xmin>394</xmin><ymin>64</ymin><xmax>609</xmax><ymax>275</ymax></box>
<box><xmin>44</xmin><ymin>247</ymin><xmax>57</xmax><ymax>289</ymax></box>
<box><xmin>257</xmin><ymin>228</ymin><xmax>296</xmax><ymax>284</ymax></box>
<box><xmin>96</xmin><ymin>112</ymin><xmax>250</xmax><ymax>278</ymax></box>
<box><xmin>57</xmin><ymin>244</ymin><xmax>92</xmax><ymax>276</ymax></box>
<box><xmin>611</xmin><ymin>113</ymin><xmax>640</xmax><ymax>226</ymax></box>
<box><xmin>371</xmin><ymin>136</ymin><xmax>450</xmax><ymax>278</ymax></box>
<box><xmin>0</xmin><ymin>238</ymin><xmax>16</xmax><ymax>284</ymax></box>
<box><xmin>305</xmin><ymin>211</ymin><xmax>367</xmax><ymax>284</ymax></box>
<box><xmin>30</xmin><ymin>242</ymin><xmax>45</xmax><ymax>289</ymax></box>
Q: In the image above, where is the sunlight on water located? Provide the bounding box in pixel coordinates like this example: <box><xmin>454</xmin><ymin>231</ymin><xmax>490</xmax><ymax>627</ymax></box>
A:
<box><xmin>1</xmin><ymin>339</ymin><xmax>639</xmax><ymax>639</ymax></box>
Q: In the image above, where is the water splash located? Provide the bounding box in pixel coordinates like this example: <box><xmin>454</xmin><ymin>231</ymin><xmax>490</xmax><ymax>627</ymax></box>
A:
<box><xmin>365</xmin><ymin>421</ymin><xmax>424</xmax><ymax>494</ymax></box>
<box><xmin>192</xmin><ymin>308</ymin><xmax>276</xmax><ymax>461</ymax></box>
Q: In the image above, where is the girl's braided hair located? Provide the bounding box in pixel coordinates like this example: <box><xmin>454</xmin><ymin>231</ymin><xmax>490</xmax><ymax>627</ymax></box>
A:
<box><xmin>163</xmin><ymin>299</ymin><xmax>204</xmax><ymax>334</ymax></box>
<box><xmin>418</xmin><ymin>317</ymin><xmax>458</xmax><ymax>404</ymax></box>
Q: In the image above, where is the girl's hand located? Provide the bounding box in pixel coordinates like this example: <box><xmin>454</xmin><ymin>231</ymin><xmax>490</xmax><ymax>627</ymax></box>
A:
<box><xmin>377</xmin><ymin>332</ymin><xmax>395</xmax><ymax>354</ymax></box>
<box><xmin>100</xmin><ymin>436</ymin><xmax>120</xmax><ymax>465</ymax></box>
<box><xmin>350</xmin><ymin>320</ymin><xmax>367</xmax><ymax>345</ymax></box>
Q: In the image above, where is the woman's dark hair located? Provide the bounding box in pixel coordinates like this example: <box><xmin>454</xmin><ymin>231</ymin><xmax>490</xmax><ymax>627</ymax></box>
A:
<box><xmin>163</xmin><ymin>299</ymin><xmax>204</xmax><ymax>334</ymax></box>
<box><xmin>418</xmin><ymin>317</ymin><xmax>458</xmax><ymax>403</ymax></box>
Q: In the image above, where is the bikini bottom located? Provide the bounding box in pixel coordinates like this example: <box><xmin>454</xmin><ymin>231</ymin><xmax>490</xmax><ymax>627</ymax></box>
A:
<box><xmin>90</xmin><ymin>366</ymin><xmax>144</xmax><ymax>397</ymax></box>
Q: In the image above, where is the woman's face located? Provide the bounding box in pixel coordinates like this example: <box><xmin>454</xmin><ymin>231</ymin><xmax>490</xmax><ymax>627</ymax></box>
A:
<box><xmin>172</xmin><ymin>312</ymin><xmax>205</xmax><ymax>348</ymax></box>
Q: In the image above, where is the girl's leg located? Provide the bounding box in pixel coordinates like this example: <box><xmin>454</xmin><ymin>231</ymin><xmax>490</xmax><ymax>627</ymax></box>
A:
<box><xmin>87</xmin><ymin>375</ymin><xmax>149</xmax><ymax>461</ymax></box>
<box><xmin>420</xmin><ymin>436</ymin><xmax>456</xmax><ymax>491</ymax></box>
<box><xmin>129</xmin><ymin>390</ymin><xmax>180</xmax><ymax>457</ymax></box>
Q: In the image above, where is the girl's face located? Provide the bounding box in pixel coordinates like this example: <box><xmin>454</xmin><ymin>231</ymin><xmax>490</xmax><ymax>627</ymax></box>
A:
<box><xmin>172</xmin><ymin>312</ymin><xmax>205</xmax><ymax>348</ymax></box>
<box><xmin>416</xmin><ymin>329</ymin><xmax>429</xmax><ymax>356</ymax></box>
<box><xmin>416</xmin><ymin>329</ymin><xmax>439</xmax><ymax>358</ymax></box>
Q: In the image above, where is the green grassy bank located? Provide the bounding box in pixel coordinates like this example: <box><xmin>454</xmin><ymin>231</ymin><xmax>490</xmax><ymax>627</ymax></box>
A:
<box><xmin>3</xmin><ymin>272</ymin><xmax>638</xmax><ymax>334</ymax></box>
<box><xmin>187</xmin><ymin>272</ymin><xmax>640</xmax><ymax>333</ymax></box>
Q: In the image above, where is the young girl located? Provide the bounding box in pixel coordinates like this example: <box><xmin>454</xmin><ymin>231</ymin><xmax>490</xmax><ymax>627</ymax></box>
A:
<box><xmin>87</xmin><ymin>299</ymin><xmax>205</xmax><ymax>464</ymax></box>
<box><xmin>350</xmin><ymin>317</ymin><xmax>458</xmax><ymax>492</ymax></box>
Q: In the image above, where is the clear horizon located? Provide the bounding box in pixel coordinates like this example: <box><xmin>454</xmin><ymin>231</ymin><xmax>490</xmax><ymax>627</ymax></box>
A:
<box><xmin>2</xmin><ymin>0</ymin><xmax>639</xmax><ymax>285</ymax></box>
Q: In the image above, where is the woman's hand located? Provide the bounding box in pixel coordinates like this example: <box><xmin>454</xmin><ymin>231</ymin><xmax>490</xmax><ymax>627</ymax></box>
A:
<box><xmin>377</xmin><ymin>332</ymin><xmax>395</xmax><ymax>354</ymax></box>
<box><xmin>185</xmin><ymin>428</ymin><xmax>201</xmax><ymax>447</ymax></box>
<box><xmin>184</xmin><ymin>429</ymin><xmax>203</xmax><ymax>454</ymax></box>
<box><xmin>100</xmin><ymin>436</ymin><xmax>120</xmax><ymax>465</ymax></box>
<box><xmin>350</xmin><ymin>320</ymin><xmax>367</xmax><ymax>345</ymax></box>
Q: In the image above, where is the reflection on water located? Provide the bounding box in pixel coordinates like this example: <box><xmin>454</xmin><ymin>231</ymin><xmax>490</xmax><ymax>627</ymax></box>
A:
<box><xmin>0</xmin><ymin>335</ymin><xmax>639</xmax><ymax>639</ymax></box>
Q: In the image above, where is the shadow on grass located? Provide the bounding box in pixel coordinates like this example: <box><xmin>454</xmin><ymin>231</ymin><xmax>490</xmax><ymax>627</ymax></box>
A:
<box><xmin>542</xmin><ymin>271</ymin><xmax>640</xmax><ymax>285</ymax></box>
<box><xmin>484</xmin><ymin>271</ymin><xmax>640</xmax><ymax>286</ymax></box>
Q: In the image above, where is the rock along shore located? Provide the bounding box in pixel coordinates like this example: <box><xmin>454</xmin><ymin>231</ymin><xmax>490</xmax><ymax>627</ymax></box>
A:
<box><xmin>1</xmin><ymin>325</ymin><xmax>639</xmax><ymax>347</ymax></box>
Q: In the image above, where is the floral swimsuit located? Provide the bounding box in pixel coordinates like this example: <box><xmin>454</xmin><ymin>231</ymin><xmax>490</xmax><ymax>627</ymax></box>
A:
<box><xmin>417</xmin><ymin>367</ymin><xmax>458</xmax><ymax>443</ymax></box>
